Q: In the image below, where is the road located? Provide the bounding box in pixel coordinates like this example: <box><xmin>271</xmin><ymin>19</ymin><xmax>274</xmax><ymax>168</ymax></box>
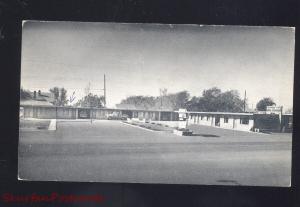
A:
<box><xmin>18</xmin><ymin>120</ymin><xmax>292</xmax><ymax>186</ymax></box>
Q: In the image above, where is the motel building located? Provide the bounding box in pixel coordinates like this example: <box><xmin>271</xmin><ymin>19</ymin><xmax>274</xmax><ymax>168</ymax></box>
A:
<box><xmin>186</xmin><ymin>111</ymin><xmax>254</xmax><ymax>132</ymax></box>
<box><xmin>181</xmin><ymin>106</ymin><xmax>293</xmax><ymax>133</ymax></box>
<box><xmin>19</xmin><ymin>90</ymin><xmax>292</xmax><ymax>133</ymax></box>
<box><xmin>19</xmin><ymin>104</ymin><xmax>178</xmax><ymax>122</ymax></box>
<box><xmin>20</xmin><ymin>104</ymin><xmax>292</xmax><ymax>133</ymax></box>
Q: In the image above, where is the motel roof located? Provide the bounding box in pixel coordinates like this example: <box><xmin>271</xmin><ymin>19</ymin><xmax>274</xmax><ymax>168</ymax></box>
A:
<box><xmin>19</xmin><ymin>104</ymin><xmax>175</xmax><ymax>112</ymax></box>
<box><xmin>19</xmin><ymin>104</ymin><xmax>255</xmax><ymax>115</ymax></box>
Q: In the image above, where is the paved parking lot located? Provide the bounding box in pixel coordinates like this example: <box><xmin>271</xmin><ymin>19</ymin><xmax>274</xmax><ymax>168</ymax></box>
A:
<box><xmin>18</xmin><ymin>120</ymin><xmax>292</xmax><ymax>186</ymax></box>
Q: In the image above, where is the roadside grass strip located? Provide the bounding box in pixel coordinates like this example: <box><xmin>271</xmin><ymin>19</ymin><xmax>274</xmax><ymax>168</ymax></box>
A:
<box><xmin>121</xmin><ymin>121</ymin><xmax>158</xmax><ymax>132</ymax></box>
<box><xmin>121</xmin><ymin>121</ymin><xmax>174</xmax><ymax>132</ymax></box>
<box><xmin>19</xmin><ymin>119</ymin><xmax>50</xmax><ymax>130</ymax></box>
<box><xmin>19</xmin><ymin>119</ymin><xmax>56</xmax><ymax>131</ymax></box>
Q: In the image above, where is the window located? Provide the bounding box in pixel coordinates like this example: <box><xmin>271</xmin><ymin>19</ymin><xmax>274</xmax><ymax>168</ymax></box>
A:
<box><xmin>224</xmin><ymin>116</ymin><xmax>229</xmax><ymax>123</ymax></box>
<box><xmin>240</xmin><ymin>117</ymin><xmax>249</xmax><ymax>125</ymax></box>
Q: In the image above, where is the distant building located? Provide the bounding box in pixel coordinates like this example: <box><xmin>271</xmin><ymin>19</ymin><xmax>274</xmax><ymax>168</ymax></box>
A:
<box><xmin>20</xmin><ymin>90</ymin><xmax>54</xmax><ymax>106</ymax></box>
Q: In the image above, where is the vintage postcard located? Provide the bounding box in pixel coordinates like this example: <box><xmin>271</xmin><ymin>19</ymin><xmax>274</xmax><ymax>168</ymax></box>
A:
<box><xmin>19</xmin><ymin>21</ymin><xmax>294</xmax><ymax>186</ymax></box>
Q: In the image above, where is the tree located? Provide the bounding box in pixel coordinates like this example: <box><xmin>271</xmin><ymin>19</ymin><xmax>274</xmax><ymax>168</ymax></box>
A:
<box><xmin>118</xmin><ymin>87</ymin><xmax>245</xmax><ymax>112</ymax></box>
<box><xmin>121</xmin><ymin>95</ymin><xmax>157</xmax><ymax>110</ymax></box>
<box><xmin>169</xmin><ymin>91</ymin><xmax>190</xmax><ymax>110</ymax></box>
<box><xmin>119</xmin><ymin>90</ymin><xmax>190</xmax><ymax>110</ymax></box>
<box><xmin>50</xmin><ymin>87</ymin><xmax>59</xmax><ymax>105</ymax></box>
<box><xmin>84</xmin><ymin>82</ymin><xmax>91</xmax><ymax>96</ymax></box>
<box><xmin>217</xmin><ymin>90</ymin><xmax>244</xmax><ymax>112</ymax></box>
<box><xmin>199</xmin><ymin>87</ymin><xmax>222</xmax><ymax>112</ymax></box>
<box><xmin>59</xmin><ymin>88</ymin><xmax>68</xmax><ymax>106</ymax></box>
<box><xmin>20</xmin><ymin>87</ymin><xmax>31</xmax><ymax>100</ymax></box>
<box><xmin>256</xmin><ymin>97</ymin><xmax>275</xmax><ymax>111</ymax></box>
<box><xmin>49</xmin><ymin>87</ymin><xmax>68</xmax><ymax>106</ymax></box>
<box><xmin>186</xmin><ymin>96</ymin><xmax>200</xmax><ymax>111</ymax></box>
<box><xmin>185</xmin><ymin>87</ymin><xmax>244</xmax><ymax>112</ymax></box>
<box><xmin>76</xmin><ymin>93</ymin><xmax>105</xmax><ymax>108</ymax></box>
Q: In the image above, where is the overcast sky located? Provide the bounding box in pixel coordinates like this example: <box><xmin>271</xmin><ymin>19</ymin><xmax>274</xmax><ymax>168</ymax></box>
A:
<box><xmin>21</xmin><ymin>21</ymin><xmax>295</xmax><ymax>110</ymax></box>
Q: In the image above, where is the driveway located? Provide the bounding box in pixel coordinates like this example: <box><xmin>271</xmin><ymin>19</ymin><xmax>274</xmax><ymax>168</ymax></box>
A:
<box><xmin>18</xmin><ymin>120</ymin><xmax>292</xmax><ymax>186</ymax></box>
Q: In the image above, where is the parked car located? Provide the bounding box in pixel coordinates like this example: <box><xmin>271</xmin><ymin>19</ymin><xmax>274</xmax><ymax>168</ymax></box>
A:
<box><xmin>107</xmin><ymin>113</ymin><xmax>129</xmax><ymax>120</ymax></box>
<box><xmin>121</xmin><ymin>114</ymin><xmax>129</xmax><ymax>120</ymax></box>
<box><xmin>107</xmin><ymin>114</ymin><xmax>119</xmax><ymax>120</ymax></box>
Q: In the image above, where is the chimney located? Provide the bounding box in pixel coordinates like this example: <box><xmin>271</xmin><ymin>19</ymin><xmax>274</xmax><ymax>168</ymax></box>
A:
<box><xmin>38</xmin><ymin>90</ymin><xmax>41</xmax><ymax>96</ymax></box>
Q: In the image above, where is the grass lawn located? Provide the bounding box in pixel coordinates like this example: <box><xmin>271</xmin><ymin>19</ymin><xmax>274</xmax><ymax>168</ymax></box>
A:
<box><xmin>19</xmin><ymin>119</ymin><xmax>51</xmax><ymax>130</ymax></box>
<box><xmin>123</xmin><ymin>120</ymin><xmax>174</xmax><ymax>132</ymax></box>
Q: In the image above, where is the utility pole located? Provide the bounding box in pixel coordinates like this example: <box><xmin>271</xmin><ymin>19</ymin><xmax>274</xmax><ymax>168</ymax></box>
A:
<box><xmin>103</xmin><ymin>74</ymin><xmax>106</xmax><ymax>107</ymax></box>
<box><xmin>160</xmin><ymin>89</ymin><xmax>162</xmax><ymax>109</ymax></box>
<box><xmin>159</xmin><ymin>88</ymin><xmax>167</xmax><ymax>110</ymax></box>
<box><xmin>243</xmin><ymin>90</ymin><xmax>247</xmax><ymax>112</ymax></box>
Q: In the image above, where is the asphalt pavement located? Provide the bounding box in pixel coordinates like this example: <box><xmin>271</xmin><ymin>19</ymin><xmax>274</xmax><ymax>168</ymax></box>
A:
<box><xmin>18</xmin><ymin>120</ymin><xmax>292</xmax><ymax>186</ymax></box>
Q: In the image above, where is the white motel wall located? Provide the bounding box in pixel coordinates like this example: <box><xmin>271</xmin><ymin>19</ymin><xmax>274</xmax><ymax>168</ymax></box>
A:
<box><xmin>187</xmin><ymin>112</ymin><xmax>254</xmax><ymax>132</ymax></box>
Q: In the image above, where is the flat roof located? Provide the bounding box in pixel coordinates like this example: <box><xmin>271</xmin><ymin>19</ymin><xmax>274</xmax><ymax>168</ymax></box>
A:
<box><xmin>20</xmin><ymin>104</ymin><xmax>175</xmax><ymax>112</ymax></box>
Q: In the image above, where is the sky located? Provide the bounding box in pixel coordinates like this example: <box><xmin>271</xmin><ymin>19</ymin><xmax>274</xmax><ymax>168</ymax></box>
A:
<box><xmin>21</xmin><ymin>21</ymin><xmax>295</xmax><ymax>110</ymax></box>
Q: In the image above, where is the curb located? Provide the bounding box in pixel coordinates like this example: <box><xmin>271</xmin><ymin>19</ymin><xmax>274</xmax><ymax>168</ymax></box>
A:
<box><xmin>121</xmin><ymin>121</ymin><xmax>159</xmax><ymax>132</ymax></box>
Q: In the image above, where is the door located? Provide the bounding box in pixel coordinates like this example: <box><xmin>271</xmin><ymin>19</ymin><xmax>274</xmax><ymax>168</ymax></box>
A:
<box><xmin>78</xmin><ymin>108</ymin><xmax>91</xmax><ymax>119</ymax></box>
<box><xmin>215</xmin><ymin>116</ymin><xmax>220</xmax><ymax>127</ymax></box>
<box><xmin>33</xmin><ymin>107</ymin><xmax>38</xmax><ymax>118</ymax></box>
<box><xmin>122</xmin><ymin>110</ymin><xmax>133</xmax><ymax>119</ymax></box>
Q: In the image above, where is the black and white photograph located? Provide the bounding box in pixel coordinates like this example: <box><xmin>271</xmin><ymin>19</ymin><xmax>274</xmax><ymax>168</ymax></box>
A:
<box><xmin>18</xmin><ymin>21</ymin><xmax>294</xmax><ymax>187</ymax></box>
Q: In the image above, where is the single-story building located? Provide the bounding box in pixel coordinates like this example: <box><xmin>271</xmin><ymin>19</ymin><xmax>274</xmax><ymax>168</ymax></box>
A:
<box><xmin>185</xmin><ymin>111</ymin><xmax>254</xmax><ymax>132</ymax></box>
<box><xmin>181</xmin><ymin>110</ymin><xmax>292</xmax><ymax>133</ymax></box>
<box><xmin>19</xmin><ymin>105</ymin><xmax>178</xmax><ymax>121</ymax></box>
<box><xmin>20</xmin><ymin>105</ymin><xmax>292</xmax><ymax>133</ymax></box>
